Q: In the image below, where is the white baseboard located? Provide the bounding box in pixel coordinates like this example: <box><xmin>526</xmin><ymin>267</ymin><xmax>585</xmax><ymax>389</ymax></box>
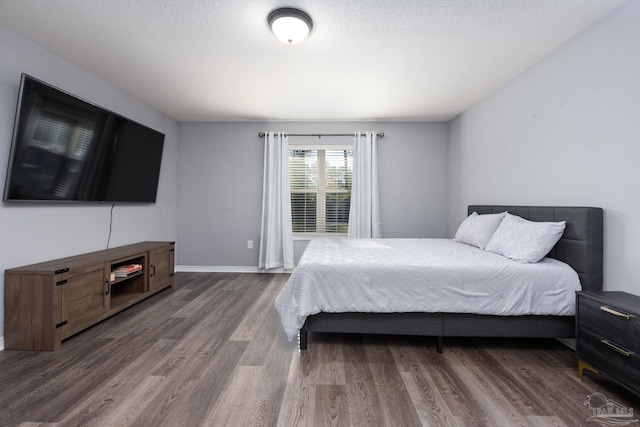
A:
<box><xmin>176</xmin><ymin>265</ymin><xmax>292</xmax><ymax>274</ymax></box>
<box><xmin>0</xmin><ymin>336</ymin><xmax>4</xmax><ymax>351</ymax></box>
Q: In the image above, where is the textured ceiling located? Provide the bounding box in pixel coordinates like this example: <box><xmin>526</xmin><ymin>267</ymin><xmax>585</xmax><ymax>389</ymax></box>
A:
<box><xmin>0</xmin><ymin>0</ymin><xmax>627</xmax><ymax>122</ymax></box>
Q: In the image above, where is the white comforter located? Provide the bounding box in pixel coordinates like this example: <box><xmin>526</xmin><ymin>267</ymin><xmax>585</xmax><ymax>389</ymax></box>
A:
<box><xmin>274</xmin><ymin>238</ymin><xmax>581</xmax><ymax>340</ymax></box>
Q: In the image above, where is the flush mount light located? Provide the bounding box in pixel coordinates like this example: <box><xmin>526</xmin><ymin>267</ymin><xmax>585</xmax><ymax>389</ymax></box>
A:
<box><xmin>268</xmin><ymin>8</ymin><xmax>313</xmax><ymax>45</ymax></box>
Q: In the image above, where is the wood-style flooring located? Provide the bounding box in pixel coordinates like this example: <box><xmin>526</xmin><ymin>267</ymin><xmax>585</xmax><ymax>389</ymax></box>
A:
<box><xmin>0</xmin><ymin>272</ymin><xmax>636</xmax><ymax>426</ymax></box>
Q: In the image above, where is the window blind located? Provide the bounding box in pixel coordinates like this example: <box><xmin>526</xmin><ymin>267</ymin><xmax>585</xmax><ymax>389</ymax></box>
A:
<box><xmin>289</xmin><ymin>147</ymin><xmax>353</xmax><ymax>234</ymax></box>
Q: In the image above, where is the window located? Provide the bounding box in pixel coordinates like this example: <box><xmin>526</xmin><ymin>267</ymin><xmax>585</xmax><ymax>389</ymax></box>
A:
<box><xmin>289</xmin><ymin>145</ymin><xmax>353</xmax><ymax>235</ymax></box>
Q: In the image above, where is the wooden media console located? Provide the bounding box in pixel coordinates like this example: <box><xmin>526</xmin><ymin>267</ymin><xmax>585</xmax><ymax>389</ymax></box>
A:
<box><xmin>4</xmin><ymin>241</ymin><xmax>175</xmax><ymax>350</ymax></box>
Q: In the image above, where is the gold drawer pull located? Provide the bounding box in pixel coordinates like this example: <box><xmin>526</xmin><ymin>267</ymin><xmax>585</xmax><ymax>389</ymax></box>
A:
<box><xmin>600</xmin><ymin>305</ymin><xmax>632</xmax><ymax>319</ymax></box>
<box><xmin>600</xmin><ymin>339</ymin><xmax>632</xmax><ymax>357</ymax></box>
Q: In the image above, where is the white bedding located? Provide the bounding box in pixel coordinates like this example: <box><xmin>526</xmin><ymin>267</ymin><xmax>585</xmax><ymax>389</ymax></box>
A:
<box><xmin>274</xmin><ymin>238</ymin><xmax>581</xmax><ymax>340</ymax></box>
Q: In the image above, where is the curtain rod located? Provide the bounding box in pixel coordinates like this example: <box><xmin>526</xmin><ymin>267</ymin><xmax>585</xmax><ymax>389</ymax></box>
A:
<box><xmin>258</xmin><ymin>132</ymin><xmax>384</xmax><ymax>138</ymax></box>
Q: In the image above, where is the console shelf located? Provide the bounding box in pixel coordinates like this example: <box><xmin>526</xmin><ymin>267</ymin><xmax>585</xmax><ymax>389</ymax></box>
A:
<box><xmin>4</xmin><ymin>241</ymin><xmax>175</xmax><ymax>350</ymax></box>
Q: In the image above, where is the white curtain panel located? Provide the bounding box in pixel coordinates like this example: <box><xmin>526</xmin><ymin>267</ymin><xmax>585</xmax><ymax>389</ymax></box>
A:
<box><xmin>348</xmin><ymin>131</ymin><xmax>382</xmax><ymax>238</ymax></box>
<box><xmin>259</xmin><ymin>132</ymin><xmax>294</xmax><ymax>269</ymax></box>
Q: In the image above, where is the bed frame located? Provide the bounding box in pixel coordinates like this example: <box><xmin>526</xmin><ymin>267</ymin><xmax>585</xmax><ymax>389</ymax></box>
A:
<box><xmin>298</xmin><ymin>205</ymin><xmax>603</xmax><ymax>352</ymax></box>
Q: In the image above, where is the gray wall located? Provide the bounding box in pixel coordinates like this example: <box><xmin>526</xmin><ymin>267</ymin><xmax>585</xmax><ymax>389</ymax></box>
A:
<box><xmin>448</xmin><ymin>1</ymin><xmax>640</xmax><ymax>294</ymax></box>
<box><xmin>177</xmin><ymin>121</ymin><xmax>449</xmax><ymax>268</ymax></box>
<box><xmin>0</xmin><ymin>26</ymin><xmax>179</xmax><ymax>344</ymax></box>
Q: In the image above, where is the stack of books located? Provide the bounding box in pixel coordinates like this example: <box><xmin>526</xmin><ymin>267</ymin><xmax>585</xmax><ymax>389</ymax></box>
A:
<box><xmin>113</xmin><ymin>264</ymin><xmax>143</xmax><ymax>278</ymax></box>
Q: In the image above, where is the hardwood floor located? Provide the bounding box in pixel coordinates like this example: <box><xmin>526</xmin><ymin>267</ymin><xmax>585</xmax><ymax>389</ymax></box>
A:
<box><xmin>0</xmin><ymin>272</ymin><xmax>636</xmax><ymax>426</ymax></box>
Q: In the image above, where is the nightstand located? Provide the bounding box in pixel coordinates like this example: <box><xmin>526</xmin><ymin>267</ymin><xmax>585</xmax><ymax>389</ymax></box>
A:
<box><xmin>576</xmin><ymin>291</ymin><xmax>640</xmax><ymax>396</ymax></box>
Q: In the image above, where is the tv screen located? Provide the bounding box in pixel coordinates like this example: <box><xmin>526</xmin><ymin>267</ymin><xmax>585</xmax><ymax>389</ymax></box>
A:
<box><xmin>3</xmin><ymin>74</ymin><xmax>165</xmax><ymax>202</ymax></box>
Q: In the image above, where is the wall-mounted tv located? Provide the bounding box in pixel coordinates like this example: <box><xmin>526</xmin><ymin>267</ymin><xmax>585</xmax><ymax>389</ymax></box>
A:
<box><xmin>3</xmin><ymin>74</ymin><xmax>165</xmax><ymax>203</ymax></box>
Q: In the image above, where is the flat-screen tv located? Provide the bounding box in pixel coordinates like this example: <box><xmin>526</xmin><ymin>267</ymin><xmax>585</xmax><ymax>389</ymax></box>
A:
<box><xmin>3</xmin><ymin>74</ymin><xmax>165</xmax><ymax>202</ymax></box>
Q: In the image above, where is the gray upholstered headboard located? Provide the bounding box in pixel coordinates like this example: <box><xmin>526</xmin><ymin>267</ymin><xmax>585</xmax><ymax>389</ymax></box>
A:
<box><xmin>468</xmin><ymin>205</ymin><xmax>603</xmax><ymax>292</ymax></box>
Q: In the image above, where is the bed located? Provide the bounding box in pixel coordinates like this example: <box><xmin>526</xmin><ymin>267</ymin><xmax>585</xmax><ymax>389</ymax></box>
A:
<box><xmin>275</xmin><ymin>205</ymin><xmax>603</xmax><ymax>352</ymax></box>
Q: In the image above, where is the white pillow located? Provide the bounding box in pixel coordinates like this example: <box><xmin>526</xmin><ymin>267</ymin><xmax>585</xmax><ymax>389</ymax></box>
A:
<box><xmin>453</xmin><ymin>211</ymin><xmax>507</xmax><ymax>249</ymax></box>
<box><xmin>484</xmin><ymin>213</ymin><xmax>566</xmax><ymax>263</ymax></box>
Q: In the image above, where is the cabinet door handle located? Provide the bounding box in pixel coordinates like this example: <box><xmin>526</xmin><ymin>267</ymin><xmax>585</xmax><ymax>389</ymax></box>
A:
<box><xmin>600</xmin><ymin>339</ymin><xmax>632</xmax><ymax>357</ymax></box>
<box><xmin>600</xmin><ymin>305</ymin><xmax>632</xmax><ymax>319</ymax></box>
<box><xmin>105</xmin><ymin>279</ymin><xmax>110</xmax><ymax>295</ymax></box>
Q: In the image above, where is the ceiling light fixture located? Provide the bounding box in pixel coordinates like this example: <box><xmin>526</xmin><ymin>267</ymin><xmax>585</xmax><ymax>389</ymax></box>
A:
<box><xmin>268</xmin><ymin>8</ymin><xmax>313</xmax><ymax>45</ymax></box>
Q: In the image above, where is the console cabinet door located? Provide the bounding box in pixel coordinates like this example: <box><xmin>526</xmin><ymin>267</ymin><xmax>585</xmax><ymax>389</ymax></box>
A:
<box><xmin>4</xmin><ymin>271</ymin><xmax>65</xmax><ymax>350</ymax></box>
<box><xmin>61</xmin><ymin>262</ymin><xmax>109</xmax><ymax>339</ymax></box>
<box><xmin>149</xmin><ymin>245</ymin><xmax>175</xmax><ymax>293</ymax></box>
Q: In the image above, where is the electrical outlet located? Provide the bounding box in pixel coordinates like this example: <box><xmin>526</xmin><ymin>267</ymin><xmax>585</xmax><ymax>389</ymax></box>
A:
<box><xmin>247</xmin><ymin>240</ymin><xmax>253</xmax><ymax>249</ymax></box>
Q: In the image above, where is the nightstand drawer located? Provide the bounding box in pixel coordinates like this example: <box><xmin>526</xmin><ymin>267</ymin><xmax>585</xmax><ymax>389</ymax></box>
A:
<box><xmin>578</xmin><ymin>327</ymin><xmax>640</xmax><ymax>394</ymax></box>
<box><xmin>578</xmin><ymin>296</ymin><xmax>640</xmax><ymax>352</ymax></box>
